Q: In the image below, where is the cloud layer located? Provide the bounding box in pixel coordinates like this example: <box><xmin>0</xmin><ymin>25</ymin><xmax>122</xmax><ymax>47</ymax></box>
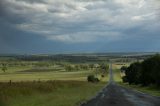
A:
<box><xmin>0</xmin><ymin>0</ymin><xmax>160</xmax><ymax>44</ymax></box>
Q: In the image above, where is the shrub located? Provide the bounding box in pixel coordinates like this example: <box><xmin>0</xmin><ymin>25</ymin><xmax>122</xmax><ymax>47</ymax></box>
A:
<box><xmin>122</xmin><ymin>76</ymin><xmax>128</xmax><ymax>83</ymax></box>
<box><xmin>101</xmin><ymin>75</ymin><xmax>104</xmax><ymax>77</ymax></box>
<box><xmin>87</xmin><ymin>75</ymin><xmax>99</xmax><ymax>83</ymax></box>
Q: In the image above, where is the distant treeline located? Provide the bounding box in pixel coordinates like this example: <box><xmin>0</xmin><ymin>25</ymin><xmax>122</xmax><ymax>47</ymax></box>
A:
<box><xmin>122</xmin><ymin>54</ymin><xmax>160</xmax><ymax>86</ymax></box>
<box><xmin>1</xmin><ymin>55</ymin><xmax>110</xmax><ymax>63</ymax></box>
<box><xmin>0</xmin><ymin>53</ymin><xmax>153</xmax><ymax>63</ymax></box>
<box><xmin>17</xmin><ymin>55</ymin><xmax>98</xmax><ymax>62</ymax></box>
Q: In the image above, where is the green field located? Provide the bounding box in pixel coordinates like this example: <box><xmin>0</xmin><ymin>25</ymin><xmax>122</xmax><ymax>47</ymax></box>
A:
<box><xmin>0</xmin><ymin>57</ymin><xmax>109</xmax><ymax>106</ymax></box>
<box><xmin>0</xmin><ymin>66</ymin><xmax>108</xmax><ymax>82</ymax></box>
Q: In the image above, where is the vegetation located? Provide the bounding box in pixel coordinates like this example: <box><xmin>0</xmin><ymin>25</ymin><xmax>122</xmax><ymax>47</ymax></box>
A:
<box><xmin>0</xmin><ymin>53</ymin><xmax>148</xmax><ymax>106</ymax></box>
<box><xmin>118</xmin><ymin>82</ymin><xmax>160</xmax><ymax>97</ymax></box>
<box><xmin>0</xmin><ymin>81</ymin><xmax>106</xmax><ymax>106</ymax></box>
<box><xmin>113</xmin><ymin>62</ymin><xmax>160</xmax><ymax>97</ymax></box>
<box><xmin>122</xmin><ymin>55</ymin><xmax>160</xmax><ymax>86</ymax></box>
<box><xmin>0</xmin><ymin>55</ymin><xmax>110</xmax><ymax>106</ymax></box>
<box><xmin>87</xmin><ymin>75</ymin><xmax>99</xmax><ymax>83</ymax></box>
<box><xmin>1</xmin><ymin>63</ymin><xmax>7</xmax><ymax>73</ymax></box>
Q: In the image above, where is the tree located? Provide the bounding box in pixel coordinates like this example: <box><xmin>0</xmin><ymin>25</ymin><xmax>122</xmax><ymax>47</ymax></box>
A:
<box><xmin>65</xmin><ymin>65</ymin><xmax>74</xmax><ymax>72</ymax></box>
<box><xmin>89</xmin><ymin>64</ymin><xmax>94</xmax><ymax>69</ymax></box>
<box><xmin>120</xmin><ymin>66</ymin><xmax>127</xmax><ymax>73</ymax></box>
<box><xmin>1</xmin><ymin>63</ymin><xmax>7</xmax><ymax>73</ymax></box>
<box><xmin>124</xmin><ymin>62</ymin><xmax>141</xmax><ymax>84</ymax></box>
<box><xmin>123</xmin><ymin>54</ymin><xmax>160</xmax><ymax>87</ymax></box>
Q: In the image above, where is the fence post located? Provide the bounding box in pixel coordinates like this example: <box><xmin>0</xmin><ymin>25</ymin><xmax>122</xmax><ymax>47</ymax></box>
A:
<box><xmin>9</xmin><ymin>80</ymin><xmax>12</xmax><ymax>85</ymax></box>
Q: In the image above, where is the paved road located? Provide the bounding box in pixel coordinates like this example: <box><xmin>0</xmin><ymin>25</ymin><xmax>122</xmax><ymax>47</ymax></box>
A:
<box><xmin>81</xmin><ymin>64</ymin><xmax>160</xmax><ymax>106</ymax></box>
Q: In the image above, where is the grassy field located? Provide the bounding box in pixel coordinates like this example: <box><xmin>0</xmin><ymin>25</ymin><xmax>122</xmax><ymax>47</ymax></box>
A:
<box><xmin>0</xmin><ymin>61</ymin><xmax>108</xmax><ymax>106</ymax></box>
<box><xmin>0</xmin><ymin>66</ymin><xmax>32</xmax><ymax>74</ymax></box>
<box><xmin>112</xmin><ymin>63</ymin><xmax>160</xmax><ymax>97</ymax></box>
<box><xmin>0</xmin><ymin>81</ymin><xmax>106</xmax><ymax>106</ymax></box>
<box><xmin>0</xmin><ymin>69</ymin><xmax>108</xmax><ymax>82</ymax></box>
<box><xmin>0</xmin><ymin>70</ymin><xmax>94</xmax><ymax>82</ymax></box>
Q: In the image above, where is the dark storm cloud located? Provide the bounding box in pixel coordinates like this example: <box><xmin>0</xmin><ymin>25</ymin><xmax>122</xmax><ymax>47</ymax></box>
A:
<box><xmin>15</xmin><ymin>0</ymin><xmax>46</xmax><ymax>4</ymax></box>
<box><xmin>0</xmin><ymin>0</ymin><xmax>160</xmax><ymax>53</ymax></box>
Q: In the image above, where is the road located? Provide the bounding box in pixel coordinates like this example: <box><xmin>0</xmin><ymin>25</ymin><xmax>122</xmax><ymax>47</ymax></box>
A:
<box><xmin>81</xmin><ymin>64</ymin><xmax>160</xmax><ymax>106</ymax></box>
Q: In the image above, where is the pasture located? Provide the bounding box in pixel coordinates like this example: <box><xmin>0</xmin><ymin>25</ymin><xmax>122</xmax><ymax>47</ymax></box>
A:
<box><xmin>0</xmin><ymin>81</ymin><xmax>106</xmax><ymax>106</ymax></box>
<box><xmin>0</xmin><ymin>55</ymin><xmax>109</xmax><ymax>106</ymax></box>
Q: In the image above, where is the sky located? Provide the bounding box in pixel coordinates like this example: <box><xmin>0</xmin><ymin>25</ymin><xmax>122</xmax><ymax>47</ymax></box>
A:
<box><xmin>0</xmin><ymin>0</ymin><xmax>160</xmax><ymax>54</ymax></box>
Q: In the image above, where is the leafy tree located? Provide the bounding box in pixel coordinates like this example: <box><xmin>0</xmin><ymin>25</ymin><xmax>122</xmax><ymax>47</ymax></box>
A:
<box><xmin>120</xmin><ymin>66</ymin><xmax>127</xmax><ymax>72</ymax></box>
<box><xmin>1</xmin><ymin>63</ymin><xmax>7</xmax><ymax>73</ymax></box>
<box><xmin>124</xmin><ymin>62</ymin><xmax>141</xmax><ymax>84</ymax></box>
<box><xmin>123</xmin><ymin>54</ymin><xmax>160</xmax><ymax>86</ymax></box>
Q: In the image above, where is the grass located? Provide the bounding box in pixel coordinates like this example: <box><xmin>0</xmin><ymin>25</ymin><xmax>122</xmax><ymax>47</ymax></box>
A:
<box><xmin>118</xmin><ymin>82</ymin><xmax>160</xmax><ymax>97</ymax></box>
<box><xmin>0</xmin><ymin>81</ymin><xmax>106</xmax><ymax>106</ymax></box>
<box><xmin>112</xmin><ymin>64</ymin><xmax>123</xmax><ymax>82</ymax></box>
<box><xmin>0</xmin><ymin>65</ymin><xmax>108</xmax><ymax>82</ymax></box>
<box><xmin>0</xmin><ymin>70</ymin><xmax>102</xmax><ymax>82</ymax></box>
<box><xmin>112</xmin><ymin>63</ymin><xmax>160</xmax><ymax>97</ymax></box>
<box><xmin>0</xmin><ymin>61</ymin><xmax>108</xmax><ymax>106</ymax></box>
<box><xmin>0</xmin><ymin>66</ymin><xmax>32</xmax><ymax>74</ymax></box>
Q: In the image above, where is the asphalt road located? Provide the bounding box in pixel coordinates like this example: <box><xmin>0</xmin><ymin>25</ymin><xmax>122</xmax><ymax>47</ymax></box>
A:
<box><xmin>81</xmin><ymin>64</ymin><xmax>160</xmax><ymax>106</ymax></box>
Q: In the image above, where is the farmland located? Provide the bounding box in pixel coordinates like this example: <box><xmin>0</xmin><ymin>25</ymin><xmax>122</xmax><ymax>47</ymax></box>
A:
<box><xmin>0</xmin><ymin>53</ymin><xmax>158</xmax><ymax>106</ymax></box>
<box><xmin>0</xmin><ymin>54</ymin><xmax>110</xmax><ymax>106</ymax></box>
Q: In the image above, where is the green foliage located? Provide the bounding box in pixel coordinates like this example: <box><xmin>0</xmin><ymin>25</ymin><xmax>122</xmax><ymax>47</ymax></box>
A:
<box><xmin>64</xmin><ymin>64</ymin><xmax>91</xmax><ymax>72</ymax></box>
<box><xmin>1</xmin><ymin>63</ymin><xmax>7</xmax><ymax>72</ymax></box>
<box><xmin>87</xmin><ymin>75</ymin><xmax>99</xmax><ymax>83</ymax></box>
<box><xmin>120</xmin><ymin>66</ymin><xmax>127</xmax><ymax>72</ymax></box>
<box><xmin>65</xmin><ymin>65</ymin><xmax>73</xmax><ymax>72</ymax></box>
<box><xmin>122</xmin><ymin>76</ymin><xmax>128</xmax><ymax>83</ymax></box>
<box><xmin>123</xmin><ymin>54</ymin><xmax>160</xmax><ymax>86</ymax></box>
<box><xmin>98</xmin><ymin>64</ymin><xmax>109</xmax><ymax>75</ymax></box>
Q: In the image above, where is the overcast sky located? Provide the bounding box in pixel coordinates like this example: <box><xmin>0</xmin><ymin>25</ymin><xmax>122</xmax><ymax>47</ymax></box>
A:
<box><xmin>0</xmin><ymin>0</ymin><xmax>160</xmax><ymax>54</ymax></box>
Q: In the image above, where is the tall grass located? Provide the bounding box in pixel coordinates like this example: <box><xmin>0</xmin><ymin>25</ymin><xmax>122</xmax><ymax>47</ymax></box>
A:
<box><xmin>0</xmin><ymin>80</ymin><xmax>106</xmax><ymax>106</ymax></box>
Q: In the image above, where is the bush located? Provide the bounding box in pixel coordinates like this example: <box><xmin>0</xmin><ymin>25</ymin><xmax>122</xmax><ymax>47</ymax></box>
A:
<box><xmin>122</xmin><ymin>76</ymin><xmax>128</xmax><ymax>83</ymax></box>
<box><xmin>87</xmin><ymin>75</ymin><xmax>99</xmax><ymax>83</ymax></box>
<box><xmin>101</xmin><ymin>75</ymin><xmax>104</xmax><ymax>77</ymax></box>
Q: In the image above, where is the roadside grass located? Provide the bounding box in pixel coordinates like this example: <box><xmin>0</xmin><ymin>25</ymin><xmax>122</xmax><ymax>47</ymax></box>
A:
<box><xmin>118</xmin><ymin>82</ymin><xmax>160</xmax><ymax>97</ymax></box>
<box><xmin>112</xmin><ymin>64</ymin><xmax>122</xmax><ymax>82</ymax></box>
<box><xmin>0</xmin><ymin>81</ymin><xmax>106</xmax><ymax>106</ymax></box>
<box><xmin>112</xmin><ymin>63</ymin><xmax>160</xmax><ymax>97</ymax></box>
